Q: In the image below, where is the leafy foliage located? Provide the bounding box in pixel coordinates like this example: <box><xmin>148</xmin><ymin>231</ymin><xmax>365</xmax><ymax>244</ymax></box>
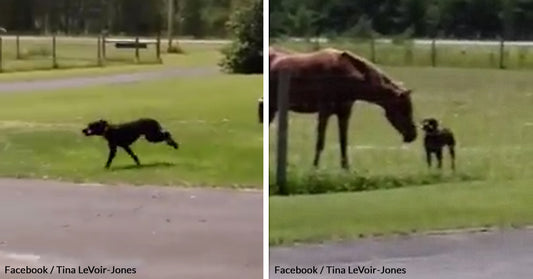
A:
<box><xmin>220</xmin><ymin>0</ymin><xmax>262</xmax><ymax>74</ymax></box>
<box><xmin>270</xmin><ymin>0</ymin><xmax>533</xmax><ymax>40</ymax></box>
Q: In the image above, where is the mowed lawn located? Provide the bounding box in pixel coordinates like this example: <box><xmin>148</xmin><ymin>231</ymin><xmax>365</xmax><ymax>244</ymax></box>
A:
<box><xmin>270</xmin><ymin>179</ymin><xmax>533</xmax><ymax>245</ymax></box>
<box><xmin>270</xmin><ymin>66</ymin><xmax>533</xmax><ymax>244</ymax></box>
<box><xmin>0</xmin><ymin>74</ymin><xmax>262</xmax><ymax>187</ymax></box>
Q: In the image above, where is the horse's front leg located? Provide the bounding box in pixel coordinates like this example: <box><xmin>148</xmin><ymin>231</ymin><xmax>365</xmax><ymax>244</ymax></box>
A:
<box><xmin>337</xmin><ymin>103</ymin><xmax>353</xmax><ymax>169</ymax></box>
<box><xmin>313</xmin><ymin>109</ymin><xmax>331</xmax><ymax>168</ymax></box>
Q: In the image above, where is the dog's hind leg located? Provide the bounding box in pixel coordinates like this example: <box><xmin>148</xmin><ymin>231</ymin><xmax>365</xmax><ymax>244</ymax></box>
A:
<box><xmin>105</xmin><ymin>144</ymin><xmax>117</xmax><ymax>169</ymax></box>
<box><xmin>449</xmin><ymin>145</ymin><xmax>456</xmax><ymax>171</ymax></box>
<box><xmin>122</xmin><ymin>146</ymin><xmax>141</xmax><ymax>166</ymax></box>
<box><xmin>146</xmin><ymin>130</ymin><xmax>178</xmax><ymax>149</ymax></box>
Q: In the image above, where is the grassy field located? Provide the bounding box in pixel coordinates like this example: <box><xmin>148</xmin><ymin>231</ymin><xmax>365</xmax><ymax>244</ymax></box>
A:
<box><xmin>0</xmin><ymin>74</ymin><xmax>262</xmax><ymax>187</ymax></box>
<box><xmin>270</xmin><ymin>179</ymin><xmax>533</xmax><ymax>245</ymax></box>
<box><xmin>0</xmin><ymin>36</ymin><xmax>224</xmax><ymax>73</ymax></box>
<box><xmin>269</xmin><ymin>66</ymin><xmax>533</xmax><ymax>243</ymax></box>
<box><xmin>275</xmin><ymin>38</ymin><xmax>533</xmax><ymax>69</ymax></box>
<box><xmin>270</xmin><ymin>66</ymin><xmax>533</xmax><ymax>194</ymax></box>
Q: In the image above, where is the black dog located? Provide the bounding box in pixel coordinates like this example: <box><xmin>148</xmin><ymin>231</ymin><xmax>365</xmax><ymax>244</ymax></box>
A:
<box><xmin>421</xmin><ymin>118</ymin><xmax>456</xmax><ymax>170</ymax></box>
<box><xmin>82</xmin><ymin>118</ymin><xmax>179</xmax><ymax>169</ymax></box>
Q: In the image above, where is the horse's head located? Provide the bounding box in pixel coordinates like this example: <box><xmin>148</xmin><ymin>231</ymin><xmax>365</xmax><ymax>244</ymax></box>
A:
<box><xmin>382</xmin><ymin>88</ymin><xmax>417</xmax><ymax>143</ymax></box>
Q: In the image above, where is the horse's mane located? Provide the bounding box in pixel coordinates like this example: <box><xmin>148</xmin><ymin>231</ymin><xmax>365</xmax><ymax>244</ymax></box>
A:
<box><xmin>338</xmin><ymin>50</ymin><xmax>408</xmax><ymax>94</ymax></box>
<box><xmin>269</xmin><ymin>46</ymin><xmax>294</xmax><ymax>55</ymax></box>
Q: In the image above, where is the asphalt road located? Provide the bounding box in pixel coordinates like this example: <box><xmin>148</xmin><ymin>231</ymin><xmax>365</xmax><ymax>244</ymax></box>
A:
<box><xmin>0</xmin><ymin>66</ymin><xmax>220</xmax><ymax>93</ymax></box>
<box><xmin>0</xmin><ymin>179</ymin><xmax>262</xmax><ymax>279</ymax></box>
<box><xmin>270</xmin><ymin>229</ymin><xmax>533</xmax><ymax>279</ymax></box>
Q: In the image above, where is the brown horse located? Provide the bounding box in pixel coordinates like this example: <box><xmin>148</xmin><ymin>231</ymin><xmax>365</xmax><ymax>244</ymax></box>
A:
<box><xmin>263</xmin><ymin>48</ymin><xmax>417</xmax><ymax>169</ymax></box>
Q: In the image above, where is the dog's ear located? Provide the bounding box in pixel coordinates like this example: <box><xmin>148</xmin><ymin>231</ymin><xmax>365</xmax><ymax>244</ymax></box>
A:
<box><xmin>98</xmin><ymin>119</ymin><xmax>108</xmax><ymax>126</ymax></box>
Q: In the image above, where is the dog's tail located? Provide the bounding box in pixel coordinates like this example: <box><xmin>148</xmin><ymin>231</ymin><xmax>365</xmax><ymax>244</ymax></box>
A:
<box><xmin>163</xmin><ymin>131</ymin><xmax>179</xmax><ymax>149</ymax></box>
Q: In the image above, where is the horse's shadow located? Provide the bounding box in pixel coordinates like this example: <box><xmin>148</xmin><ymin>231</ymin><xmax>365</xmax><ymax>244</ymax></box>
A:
<box><xmin>110</xmin><ymin>162</ymin><xmax>175</xmax><ymax>171</ymax></box>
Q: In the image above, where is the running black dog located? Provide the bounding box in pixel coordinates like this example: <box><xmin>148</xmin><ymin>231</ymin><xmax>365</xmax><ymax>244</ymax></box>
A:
<box><xmin>421</xmin><ymin>118</ymin><xmax>456</xmax><ymax>170</ymax></box>
<box><xmin>82</xmin><ymin>118</ymin><xmax>179</xmax><ymax>169</ymax></box>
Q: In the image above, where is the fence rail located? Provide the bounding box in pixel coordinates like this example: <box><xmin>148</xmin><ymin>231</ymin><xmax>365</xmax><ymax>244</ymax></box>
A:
<box><xmin>276</xmin><ymin>37</ymin><xmax>533</xmax><ymax>69</ymax></box>
<box><xmin>0</xmin><ymin>35</ymin><xmax>162</xmax><ymax>73</ymax></box>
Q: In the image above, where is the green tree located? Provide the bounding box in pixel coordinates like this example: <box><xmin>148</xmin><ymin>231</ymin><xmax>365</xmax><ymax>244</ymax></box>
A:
<box><xmin>182</xmin><ymin>0</ymin><xmax>207</xmax><ymax>38</ymax></box>
<box><xmin>220</xmin><ymin>0</ymin><xmax>262</xmax><ymax>73</ymax></box>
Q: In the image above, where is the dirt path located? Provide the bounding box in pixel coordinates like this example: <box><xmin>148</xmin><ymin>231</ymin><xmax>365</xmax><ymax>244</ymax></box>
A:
<box><xmin>0</xmin><ymin>66</ymin><xmax>220</xmax><ymax>93</ymax></box>
<box><xmin>270</xmin><ymin>229</ymin><xmax>533</xmax><ymax>279</ymax></box>
<box><xmin>0</xmin><ymin>179</ymin><xmax>262</xmax><ymax>279</ymax></box>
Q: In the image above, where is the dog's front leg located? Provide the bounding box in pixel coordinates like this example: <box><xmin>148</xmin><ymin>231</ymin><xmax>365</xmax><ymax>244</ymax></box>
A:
<box><xmin>123</xmin><ymin>146</ymin><xmax>141</xmax><ymax>166</ymax></box>
<box><xmin>425</xmin><ymin>149</ymin><xmax>432</xmax><ymax>168</ymax></box>
<box><xmin>436</xmin><ymin>149</ymin><xmax>443</xmax><ymax>169</ymax></box>
<box><xmin>105</xmin><ymin>144</ymin><xmax>117</xmax><ymax>169</ymax></box>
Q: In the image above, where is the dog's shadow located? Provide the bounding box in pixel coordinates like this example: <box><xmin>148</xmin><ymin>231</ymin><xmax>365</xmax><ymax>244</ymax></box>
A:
<box><xmin>110</xmin><ymin>162</ymin><xmax>175</xmax><ymax>171</ymax></box>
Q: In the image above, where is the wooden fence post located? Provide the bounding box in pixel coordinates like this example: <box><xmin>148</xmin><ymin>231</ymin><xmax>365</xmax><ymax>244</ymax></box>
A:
<box><xmin>52</xmin><ymin>34</ymin><xmax>58</xmax><ymax>69</ymax></box>
<box><xmin>135</xmin><ymin>36</ymin><xmax>140</xmax><ymax>63</ymax></box>
<box><xmin>102</xmin><ymin>34</ymin><xmax>107</xmax><ymax>61</ymax></box>
<box><xmin>97</xmin><ymin>36</ymin><xmax>102</xmax><ymax>67</ymax></box>
<box><xmin>156</xmin><ymin>33</ymin><xmax>162</xmax><ymax>63</ymax></box>
<box><xmin>0</xmin><ymin>37</ymin><xmax>3</xmax><ymax>73</ymax></box>
<box><xmin>499</xmin><ymin>36</ymin><xmax>505</xmax><ymax>69</ymax></box>
<box><xmin>431</xmin><ymin>37</ymin><xmax>437</xmax><ymax>67</ymax></box>
<box><xmin>276</xmin><ymin>70</ymin><xmax>291</xmax><ymax>195</ymax></box>
<box><xmin>16</xmin><ymin>35</ymin><xmax>20</xmax><ymax>60</ymax></box>
<box><xmin>370</xmin><ymin>36</ymin><xmax>376</xmax><ymax>63</ymax></box>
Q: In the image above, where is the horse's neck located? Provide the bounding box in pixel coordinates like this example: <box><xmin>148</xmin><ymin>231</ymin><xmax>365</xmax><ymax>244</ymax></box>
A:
<box><xmin>350</xmin><ymin>87</ymin><xmax>389</xmax><ymax>109</ymax></box>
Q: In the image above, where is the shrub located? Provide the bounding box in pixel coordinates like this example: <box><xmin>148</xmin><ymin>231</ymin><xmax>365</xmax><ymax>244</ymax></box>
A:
<box><xmin>219</xmin><ymin>0</ymin><xmax>263</xmax><ymax>74</ymax></box>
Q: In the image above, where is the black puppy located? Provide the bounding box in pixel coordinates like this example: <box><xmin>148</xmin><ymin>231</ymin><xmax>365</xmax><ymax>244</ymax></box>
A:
<box><xmin>82</xmin><ymin>118</ymin><xmax>179</xmax><ymax>169</ymax></box>
<box><xmin>421</xmin><ymin>118</ymin><xmax>456</xmax><ymax>170</ymax></box>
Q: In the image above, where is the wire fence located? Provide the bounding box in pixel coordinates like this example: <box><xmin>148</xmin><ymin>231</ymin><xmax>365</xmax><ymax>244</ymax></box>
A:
<box><xmin>0</xmin><ymin>35</ymin><xmax>162</xmax><ymax>73</ymax></box>
<box><xmin>275</xmin><ymin>37</ymin><xmax>533</xmax><ymax>69</ymax></box>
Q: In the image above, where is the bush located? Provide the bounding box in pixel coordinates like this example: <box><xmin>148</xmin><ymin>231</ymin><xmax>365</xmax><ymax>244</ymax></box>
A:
<box><xmin>219</xmin><ymin>0</ymin><xmax>262</xmax><ymax>74</ymax></box>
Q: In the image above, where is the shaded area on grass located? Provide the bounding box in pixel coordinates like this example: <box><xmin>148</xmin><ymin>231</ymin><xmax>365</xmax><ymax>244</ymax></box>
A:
<box><xmin>270</xmin><ymin>170</ymin><xmax>482</xmax><ymax>195</ymax></box>
<box><xmin>110</xmin><ymin>162</ymin><xmax>176</xmax><ymax>171</ymax></box>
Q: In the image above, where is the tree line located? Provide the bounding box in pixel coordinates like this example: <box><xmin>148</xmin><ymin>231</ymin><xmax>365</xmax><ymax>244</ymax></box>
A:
<box><xmin>0</xmin><ymin>0</ymin><xmax>250</xmax><ymax>37</ymax></box>
<box><xmin>270</xmin><ymin>0</ymin><xmax>533</xmax><ymax>40</ymax></box>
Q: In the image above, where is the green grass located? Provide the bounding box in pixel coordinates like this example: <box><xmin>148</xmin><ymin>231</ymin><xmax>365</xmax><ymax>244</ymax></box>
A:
<box><xmin>0</xmin><ymin>37</ymin><xmax>223</xmax><ymax>75</ymax></box>
<box><xmin>0</xmin><ymin>74</ymin><xmax>262</xmax><ymax>187</ymax></box>
<box><xmin>270</xmin><ymin>66</ymin><xmax>533</xmax><ymax>194</ymax></box>
<box><xmin>275</xmin><ymin>38</ymin><xmax>533</xmax><ymax>69</ymax></box>
<box><xmin>270</xmin><ymin>179</ymin><xmax>533</xmax><ymax>245</ymax></box>
<box><xmin>269</xmin><ymin>65</ymin><xmax>533</xmax><ymax>244</ymax></box>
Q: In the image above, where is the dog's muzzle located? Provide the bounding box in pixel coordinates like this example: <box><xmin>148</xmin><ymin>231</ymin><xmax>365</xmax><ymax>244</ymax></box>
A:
<box><xmin>82</xmin><ymin>128</ymin><xmax>91</xmax><ymax>136</ymax></box>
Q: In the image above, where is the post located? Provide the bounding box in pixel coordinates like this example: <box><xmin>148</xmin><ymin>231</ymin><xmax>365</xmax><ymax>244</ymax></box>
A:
<box><xmin>499</xmin><ymin>36</ymin><xmax>505</xmax><ymax>69</ymax></box>
<box><xmin>97</xmin><ymin>36</ymin><xmax>102</xmax><ymax>66</ymax></box>
<box><xmin>431</xmin><ymin>37</ymin><xmax>437</xmax><ymax>67</ymax></box>
<box><xmin>370</xmin><ymin>36</ymin><xmax>376</xmax><ymax>63</ymax></box>
<box><xmin>276</xmin><ymin>71</ymin><xmax>291</xmax><ymax>195</ymax></box>
<box><xmin>52</xmin><ymin>34</ymin><xmax>58</xmax><ymax>69</ymax></box>
<box><xmin>135</xmin><ymin>36</ymin><xmax>140</xmax><ymax>62</ymax></box>
<box><xmin>156</xmin><ymin>32</ymin><xmax>162</xmax><ymax>63</ymax></box>
<box><xmin>0</xmin><ymin>37</ymin><xmax>3</xmax><ymax>73</ymax></box>
<box><xmin>101</xmin><ymin>32</ymin><xmax>107</xmax><ymax>61</ymax></box>
<box><xmin>16</xmin><ymin>35</ymin><xmax>20</xmax><ymax>60</ymax></box>
<box><xmin>167</xmin><ymin>0</ymin><xmax>174</xmax><ymax>51</ymax></box>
